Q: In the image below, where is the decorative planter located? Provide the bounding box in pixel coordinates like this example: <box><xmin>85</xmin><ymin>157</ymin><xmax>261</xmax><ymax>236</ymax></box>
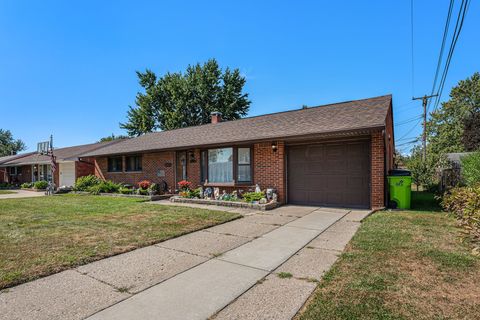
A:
<box><xmin>169</xmin><ymin>196</ymin><xmax>280</xmax><ymax>211</ymax></box>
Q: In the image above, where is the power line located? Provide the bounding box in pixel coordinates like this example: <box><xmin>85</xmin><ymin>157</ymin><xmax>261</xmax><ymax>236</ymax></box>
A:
<box><xmin>427</xmin><ymin>0</ymin><xmax>455</xmax><ymax>113</ymax></box>
<box><xmin>396</xmin><ymin>115</ymin><xmax>423</xmax><ymax>126</ymax></box>
<box><xmin>396</xmin><ymin>118</ymin><xmax>422</xmax><ymax>142</ymax></box>
<box><xmin>432</xmin><ymin>0</ymin><xmax>470</xmax><ymax>112</ymax></box>
<box><xmin>410</xmin><ymin>0</ymin><xmax>415</xmax><ymax>96</ymax></box>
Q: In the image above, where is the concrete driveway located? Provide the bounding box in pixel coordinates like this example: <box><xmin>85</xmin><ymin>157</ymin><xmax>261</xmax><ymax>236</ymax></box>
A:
<box><xmin>0</xmin><ymin>205</ymin><xmax>372</xmax><ymax>320</ymax></box>
<box><xmin>0</xmin><ymin>189</ymin><xmax>45</xmax><ymax>200</ymax></box>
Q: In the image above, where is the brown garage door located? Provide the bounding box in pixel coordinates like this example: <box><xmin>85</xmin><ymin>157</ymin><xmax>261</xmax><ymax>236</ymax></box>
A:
<box><xmin>287</xmin><ymin>140</ymin><xmax>370</xmax><ymax>208</ymax></box>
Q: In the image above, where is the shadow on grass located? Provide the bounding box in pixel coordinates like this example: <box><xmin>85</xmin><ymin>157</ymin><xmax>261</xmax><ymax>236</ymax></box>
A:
<box><xmin>410</xmin><ymin>191</ymin><xmax>442</xmax><ymax>212</ymax></box>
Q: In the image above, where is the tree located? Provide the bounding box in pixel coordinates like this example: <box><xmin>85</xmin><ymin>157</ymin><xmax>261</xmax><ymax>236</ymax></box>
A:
<box><xmin>461</xmin><ymin>152</ymin><xmax>480</xmax><ymax>186</ymax></box>
<box><xmin>0</xmin><ymin>129</ymin><xmax>26</xmax><ymax>157</ymax></box>
<box><xmin>462</xmin><ymin>111</ymin><xmax>480</xmax><ymax>151</ymax></box>
<box><xmin>98</xmin><ymin>134</ymin><xmax>128</xmax><ymax>143</ymax></box>
<box><xmin>406</xmin><ymin>146</ymin><xmax>438</xmax><ymax>190</ymax></box>
<box><xmin>426</xmin><ymin>72</ymin><xmax>480</xmax><ymax>158</ymax></box>
<box><xmin>120</xmin><ymin>59</ymin><xmax>250</xmax><ymax>136</ymax></box>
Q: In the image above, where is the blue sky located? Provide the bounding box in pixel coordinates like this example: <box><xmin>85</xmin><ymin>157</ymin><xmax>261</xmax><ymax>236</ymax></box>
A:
<box><xmin>1</xmin><ymin>0</ymin><xmax>478</xmax><ymax>153</ymax></box>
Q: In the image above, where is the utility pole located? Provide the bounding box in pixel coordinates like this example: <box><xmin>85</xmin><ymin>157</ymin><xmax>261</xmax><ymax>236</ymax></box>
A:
<box><xmin>412</xmin><ymin>94</ymin><xmax>438</xmax><ymax>161</ymax></box>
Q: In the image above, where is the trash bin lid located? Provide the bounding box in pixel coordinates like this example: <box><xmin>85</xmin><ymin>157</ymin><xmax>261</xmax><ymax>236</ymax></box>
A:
<box><xmin>388</xmin><ymin>169</ymin><xmax>411</xmax><ymax>176</ymax></box>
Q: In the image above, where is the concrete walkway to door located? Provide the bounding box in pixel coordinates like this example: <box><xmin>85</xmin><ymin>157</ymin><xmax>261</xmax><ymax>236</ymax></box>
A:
<box><xmin>0</xmin><ymin>205</ymin><xmax>371</xmax><ymax>320</ymax></box>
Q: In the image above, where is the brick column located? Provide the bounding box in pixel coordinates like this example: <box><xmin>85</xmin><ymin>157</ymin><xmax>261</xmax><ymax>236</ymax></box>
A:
<box><xmin>371</xmin><ymin>131</ymin><xmax>385</xmax><ymax>209</ymax></box>
<box><xmin>253</xmin><ymin>141</ymin><xmax>285</xmax><ymax>203</ymax></box>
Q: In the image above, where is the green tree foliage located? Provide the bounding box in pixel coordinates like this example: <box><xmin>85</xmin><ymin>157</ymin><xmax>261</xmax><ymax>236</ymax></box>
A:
<box><xmin>0</xmin><ymin>129</ymin><xmax>26</xmax><ymax>157</ymax></box>
<box><xmin>98</xmin><ymin>134</ymin><xmax>128</xmax><ymax>142</ymax></box>
<box><xmin>426</xmin><ymin>72</ymin><xmax>480</xmax><ymax>158</ymax></box>
<box><xmin>406</xmin><ymin>146</ymin><xmax>437</xmax><ymax>190</ymax></box>
<box><xmin>462</xmin><ymin>112</ymin><xmax>480</xmax><ymax>151</ymax></box>
<box><xmin>461</xmin><ymin>152</ymin><xmax>480</xmax><ymax>186</ymax></box>
<box><xmin>120</xmin><ymin>59</ymin><xmax>250</xmax><ymax>136</ymax></box>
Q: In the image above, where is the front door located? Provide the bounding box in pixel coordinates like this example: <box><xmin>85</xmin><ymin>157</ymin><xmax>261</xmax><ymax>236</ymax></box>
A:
<box><xmin>176</xmin><ymin>151</ymin><xmax>187</xmax><ymax>184</ymax></box>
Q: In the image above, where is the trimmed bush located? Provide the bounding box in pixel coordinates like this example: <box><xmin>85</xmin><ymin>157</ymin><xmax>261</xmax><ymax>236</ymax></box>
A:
<box><xmin>33</xmin><ymin>181</ymin><xmax>48</xmax><ymax>190</ymax></box>
<box><xmin>21</xmin><ymin>182</ymin><xmax>33</xmax><ymax>189</ymax></box>
<box><xmin>74</xmin><ymin>175</ymin><xmax>101</xmax><ymax>191</ymax></box>
<box><xmin>243</xmin><ymin>192</ymin><xmax>264</xmax><ymax>203</ymax></box>
<box><xmin>442</xmin><ymin>185</ymin><xmax>480</xmax><ymax>249</ymax></box>
<box><xmin>461</xmin><ymin>152</ymin><xmax>480</xmax><ymax>186</ymax></box>
<box><xmin>119</xmin><ymin>187</ymin><xmax>132</xmax><ymax>194</ymax></box>
<box><xmin>87</xmin><ymin>180</ymin><xmax>121</xmax><ymax>194</ymax></box>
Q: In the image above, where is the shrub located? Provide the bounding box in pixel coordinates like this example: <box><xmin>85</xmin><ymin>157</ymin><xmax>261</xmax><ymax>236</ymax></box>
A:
<box><xmin>187</xmin><ymin>188</ymin><xmax>201</xmax><ymax>199</ymax></box>
<box><xmin>74</xmin><ymin>175</ymin><xmax>101</xmax><ymax>191</ymax></box>
<box><xmin>119</xmin><ymin>187</ymin><xmax>132</xmax><ymax>194</ymax></box>
<box><xmin>178</xmin><ymin>180</ymin><xmax>192</xmax><ymax>191</ymax></box>
<box><xmin>138</xmin><ymin>180</ymin><xmax>152</xmax><ymax>190</ymax></box>
<box><xmin>243</xmin><ymin>192</ymin><xmax>264</xmax><ymax>203</ymax></box>
<box><xmin>21</xmin><ymin>182</ymin><xmax>33</xmax><ymax>189</ymax></box>
<box><xmin>442</xmin><ymin>185</ymin><xmax>480</xmax><ymax>249</ymax></box>
<box><xmin>87</xmin><ymin>180</ymin><xmax>121</xmax><ymax>194</ymax></box>
<box><xmin>461</xmin><ymin>152</ymin><xmax>480</xmax><ymax>186</ymax></box>
<box><xmin>33</xmin><ymin>181</ymin><xmax>48</xmax><ymax>190</ymax></box>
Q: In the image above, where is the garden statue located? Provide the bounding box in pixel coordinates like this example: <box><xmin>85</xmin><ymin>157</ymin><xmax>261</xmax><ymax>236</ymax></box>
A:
<box><xmin>266</xmin><ymin>188</ymin><xmax>273</xmax><ymax>201</ymax></box>
<box><xmin>204</xmin><ymin>187</ymin><xmax>213</xmax><ymax>199</ymax></box>
<box><xmin>198</xmin><ymin>186</ymin><xmax>203</xmax><ymax>198</ymax></box>
<box><xmin>214</xmin><ymin>187</ymin><xmax>220</xmax><ymax>200</ymax></box>
<box><xmin>221</xmin><ymin>190</ymin><xmax>227</xmax><ymax>200</ymax></box>
<box><xmin>255</xmin><ymin>184</ymin><xmax>261</xmax><ymax>193</ymax></box>
<box><xmin>272</xmin><ymin>192</ymin><xmax>278</xmax><ymax>203</ymax></box>
<box><xmin>232</xmin><ymin>190</ymin><xmax>238</xmax><ymax>200</ymax></box>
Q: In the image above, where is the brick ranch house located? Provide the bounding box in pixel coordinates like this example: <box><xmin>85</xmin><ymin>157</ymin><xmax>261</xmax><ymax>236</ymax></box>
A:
<box><xmin>81</xmin><ymin>95</ymin><xmax>394</xmax><ymax>209</ymax></box>
<box><xmin>0</xmin><ymin>140</ymin><xmax>122</xmax><ymax>187</ymax></box>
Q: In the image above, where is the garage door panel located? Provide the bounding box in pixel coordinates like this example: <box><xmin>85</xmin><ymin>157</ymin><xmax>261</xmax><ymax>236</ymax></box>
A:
<box><xmin>288</xmin><ymin>141</ymin><xmax>370</xmax><ymax>208</ymax></box>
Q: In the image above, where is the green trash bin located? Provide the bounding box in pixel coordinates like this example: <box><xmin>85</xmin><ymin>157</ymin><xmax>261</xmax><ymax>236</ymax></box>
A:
<box><xmin>387</xmin><ymin>170</ymin><xmax>412</xmax><ymax>209</ymax></box>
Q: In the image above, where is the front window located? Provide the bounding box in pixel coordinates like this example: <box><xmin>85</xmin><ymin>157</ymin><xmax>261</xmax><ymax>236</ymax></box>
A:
<box><xmin>125</xmin><ymin>155</ymin><xmax>142</xmax><ymax>172</ymax></box>
<box><xmin>9</xmin><ymin>167</ymin><xmax>17</xmax><ymax>175</ymax></box>
<box><xmin>237</xmin><ymin>148</ymin><xmax>251</xmax><ymax>182</ymax></box>
<box><xmin>108</xmin><ymin>157</ymin><xmax>123</xmax><ymax>172</ymax></box>
<box><xmin>208</xmin><ymin>148</ymin><xmax>233</xmax><ymax>183</ymax></box>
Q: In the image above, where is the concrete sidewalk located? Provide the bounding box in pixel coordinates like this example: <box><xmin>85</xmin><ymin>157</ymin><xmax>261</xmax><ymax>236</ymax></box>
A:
<box><xmin>0</xmin><ymin>189</ymin><xmax>45</xmax><ymax>199</ymax></box>
<box><xmin>0</xmin><ymin>205</ymin><xmax>371</xmax><ymax>320</ymax></box>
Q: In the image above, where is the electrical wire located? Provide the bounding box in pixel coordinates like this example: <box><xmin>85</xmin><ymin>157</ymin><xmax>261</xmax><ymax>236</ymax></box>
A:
<box><xmin>432</xmin><ymin>0</ymin><xmax>470</xmax><ymax>112</ymax></box>
<box><xmin>426</xmin><ymin>0</ymin><xmax>455</xmax><ymax>113</ymax></box>
<box><xmin>395</xmin><ymin>115</ymin><xmax>423</xmax><ymax>126</ymax></box>
<box><xmin>410</xmin><ymin>0</ymin><xmax>415</xmax><ymax>97</ymax></box>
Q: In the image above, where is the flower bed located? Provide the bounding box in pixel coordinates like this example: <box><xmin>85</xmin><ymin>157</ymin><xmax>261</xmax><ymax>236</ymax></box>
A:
<box><xmin>72</xmin><ymin>191</ymin><xmax>173</xmax><ymax>201</ymax></box>
<box><xmin>170</xmin><ymin>196</ymin><xmax>280</xmax><ymax>211</ymax></box>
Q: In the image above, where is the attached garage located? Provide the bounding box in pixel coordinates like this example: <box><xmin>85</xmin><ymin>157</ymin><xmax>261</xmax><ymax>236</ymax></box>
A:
<box><xmin>287</xmin><ymin>139</ymin><xmax>371</xmax><ymax>208</ymax></box>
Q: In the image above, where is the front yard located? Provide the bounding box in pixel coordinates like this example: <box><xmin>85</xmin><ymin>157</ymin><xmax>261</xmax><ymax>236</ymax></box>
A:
<box><xmin>298</xmin><ymin>192</ymin><xmax>480</xmax><ymax>319</ymax></box>
<box><xmin>0</xmin><ymin>194</ymin><xmax>239</xmax><ymax>290</ymax></box>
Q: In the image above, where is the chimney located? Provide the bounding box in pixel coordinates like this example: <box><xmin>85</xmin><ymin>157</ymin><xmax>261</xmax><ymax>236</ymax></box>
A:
<box><xmin>210</xmin><ymin>111</ymin><xmax>222</xmax><ymax>124</ymax></box>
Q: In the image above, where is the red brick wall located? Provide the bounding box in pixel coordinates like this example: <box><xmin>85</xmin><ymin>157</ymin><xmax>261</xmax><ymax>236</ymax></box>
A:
<box><xmin>371</xmin><ymin>131</ymin><xmax>385</xmax><ymax>209</ymax></box>
<box><xmin>4</xmin><ymin>165</ymin><xmax>32</xmax><ymax>184</ymax></box>
<box><xmin>253</xmin><ymin>141</ymin><xmax>286</xmax><ymax>203</ymax></box>
<box><xmin>94</xmin><ymin>152</ymin><xmax>175</xmax><ymax>191</ymax></box>
<box><xmin>76</xmin><ymin>157</ymin><xmax>95</xmax><ymax>181</ymax></box>
<box><xmin>187</xmin><ymin>149</ymin><xmax>202</xmax><ymax>188</ymax></box>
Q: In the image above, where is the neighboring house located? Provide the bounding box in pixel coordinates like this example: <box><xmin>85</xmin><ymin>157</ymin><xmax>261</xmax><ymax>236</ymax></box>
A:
<box><xmin>81</xmin><ymin>95</ymin><xmax>395</xmax><ymax>209</ymax></box>
<box><xmin>0</xmin><ymin>153</ymin><xmax>35</xmax><ymax>183</ymax></box>
<box><xmin>0</xmin><ymin>140</ymin><xmax>124</xmax><ymax>187</ymax></box>
<box><xmin>439</xmin><ymin>152</ymin><xmax>474</xmax><ymax>191</ymax></box>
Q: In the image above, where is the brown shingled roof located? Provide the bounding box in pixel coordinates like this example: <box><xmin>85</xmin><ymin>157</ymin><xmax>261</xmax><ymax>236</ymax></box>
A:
<box><xmin>0</xmin><ymin>140</ymin><xmax>125</xmax><ymax>166</ymax></box>
<box><xmin>82</xmin><ymin>95</ymin><xmax>392</xmax><ymax>157</ymax></box>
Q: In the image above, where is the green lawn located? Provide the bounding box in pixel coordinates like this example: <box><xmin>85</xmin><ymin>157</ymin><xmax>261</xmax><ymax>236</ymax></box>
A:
<box><xmin>0</xmin><ymin>194</ymin><xmax>239</xmax><ymax>289</ymax></box>
<box><xmin>299</xmin><ymin>192</ymin><xmax>480</xmax><ymax>320</ymax></box>
<box><xmin>0</xmin><ymin>190</ymin><xmax>16</xmax><ymax>195</ymax></box>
